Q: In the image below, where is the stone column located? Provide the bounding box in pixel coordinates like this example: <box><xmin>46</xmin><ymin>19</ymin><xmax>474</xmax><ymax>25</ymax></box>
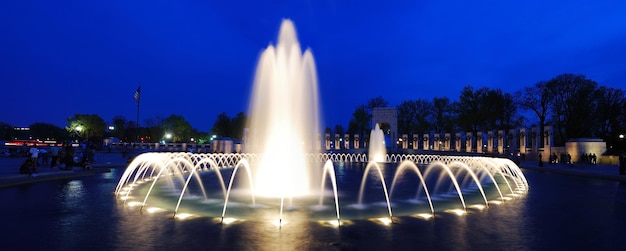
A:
<box><xmin>325</xmin><ymin>133</ymin><xmax>331</xmax><ymax>150</ymax></box>
<box><xmin>508</xmin><ymin>129</ymin><xmax>517</xmax><ymax>154</ymax></box>
<box><xmin>497</xmin><ymin>130</ymin><xmax>504</xmax><ymax>154</ymax></box>
<box><xmin>434</xmin><ymin>133</ymin><xmax>441</xmax><ymax>150</ymax></box>
<box><xmin>543</xmin><ymin>126</ymin><xmax>552</xmax><ymax>162</ymax></box>
<box><xmin>466</xmin><ymin>132</ymin><xmax>473</xmax><ymax>152</ymax></box>
<box><xmin>444</xmin><ymin>133</ymin><xmax>451</xmax><ymax>151</ymax></box>
<box><xmin>487</xmin><ymin>131</ymin><xmax>494</xmax><ymax>153</ymax></box>
<box><xmin>455</xmin><ymin>133</ymin><xmax>461</xmax><ymax>151</ymax></box>
<box><xmin>354</xmin><ymin>134</ymin><xmax>360</xmax><ymax>149</ymax></box>
<box><xmin>413</xmin><ymin>134</ymin><xmax>419</xmax><ymax>150</ymax></box>
<box><xmin>543</xmin><ymin>126</ymin><xmax>552</xmax><ymax>149</ymax></box>
<box><xmin>401</xmin><ymin>134</ymin><xmax>408</xmax><ymax>149</ymax></box>
<box><xmin>531</xmin><ymin>127</ymin><xmax>539</xmax><ymax>154</ymax></box>
<box><xmin>423</xmin><ymin>134</ymin><xmax>429</xmax><ymax>150</ymax></box>
<box><xmin>344</xmin><ymin>134</ymin><xmax>350</xmax><ymax>150</ymax></box>
<box><xmin>363</xmin><ymin>136</ymin><xmax>369</xmax><ymax>148</ymax></box>
<box><xmin>519</xmin><ymin>128</ymin><xmax>527</xmax><ymax>154</ymax></box>
<box><xmin>335</xmin><ymin>134</ymin><xmax>341</xmax><ymax>150</ymax></box>
<box><xmin>477</xmin><ymin>132</ymin><xmax>484</xmax><ymax>153</ymax></box>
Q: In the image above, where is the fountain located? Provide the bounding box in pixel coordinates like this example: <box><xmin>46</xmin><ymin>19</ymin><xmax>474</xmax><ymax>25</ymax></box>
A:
<box><xmin>368</xmin><ymin>123</ymin><xmax>386</xmax><ymax>162</ymax></box>
<box><xmin>115</xmin><ymin>19</ymin><xmax>529</xmax><ymax>226</ymax></box>
<box><xmin>245</xmin><ymin>19</ymin><xmax>321</xmax><ymax>198</ymax></box>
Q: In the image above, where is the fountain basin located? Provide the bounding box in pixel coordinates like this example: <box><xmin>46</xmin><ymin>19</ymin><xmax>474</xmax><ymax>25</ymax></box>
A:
<box><xmin>116</xmin><ymin>152</ymin><xmax>528</xmax><ymax>223</ymax></box>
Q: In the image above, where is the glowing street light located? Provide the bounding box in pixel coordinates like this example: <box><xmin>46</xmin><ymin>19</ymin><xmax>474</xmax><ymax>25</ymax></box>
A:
<box><xmin>165</xmin><ymin>133</ymin><xmax>172</xmax><ymax>139</ymax></box>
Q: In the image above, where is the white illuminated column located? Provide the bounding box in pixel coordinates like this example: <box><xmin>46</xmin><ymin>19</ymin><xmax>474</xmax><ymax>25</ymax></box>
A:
<box><xmin>519</xmin><ymin>128</ymin><xmax>527</xmax><ymax>154</ymax></box>
<box><xmin>325</xmin><ymin>133</ymin><xmax>331</xmax><ymax>150</ymax></box>
<box><xmin>477</xmin><ymin>132</ymin><xmax>483</xmax><ymax>153</ymax></box>
<box><xmin>508</xmin><ymin>129</ymin><xmax>517</xmax><ymax>154</ymax></box>
<box><xmin>497</xmin><ymin>130</ymin><xmax>504</xmax><ymax>154</ymax></box>
<box><xmin>466</xmin><ymin>132</ymin><xmax>473</xmax><ymax>153</ymax></box>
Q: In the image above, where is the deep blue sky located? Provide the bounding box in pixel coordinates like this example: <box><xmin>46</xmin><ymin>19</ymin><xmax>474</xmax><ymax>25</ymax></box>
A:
<box><xmin>2</xmin><ymin>0</ymin><xmax>625</xmax><ymax>130</ymax></box>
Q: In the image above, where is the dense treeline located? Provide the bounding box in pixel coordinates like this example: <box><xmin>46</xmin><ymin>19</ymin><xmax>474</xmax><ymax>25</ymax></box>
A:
<box><xmin>341</xmin><ymin>73</ymin><xmax>625</xmax><ymax>148</ymax></box>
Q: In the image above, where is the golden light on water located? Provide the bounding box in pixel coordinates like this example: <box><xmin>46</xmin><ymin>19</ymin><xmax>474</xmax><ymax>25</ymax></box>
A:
<box><xmin>221</xmin><ymin>218</ymin><xmax>238</xmax><ymax>224</ymax></box>
<box><xmin>126</xmin><ymin>201</ymin><xmax>143</xmax><ymax>207</ymax></box>
<box><xmin>469</xmin><ymin>204</ymin><xmax>487</xmax><ymax>210</ymax></box>
<box><xmin>446</xmin><ymin>209</ymin><xmax>466</xmax><ymax>216</ymax></box>
<box><xmin>146</xmin><ymin>207</ymin><xmax>163</xmax><ymax>213</ymax></box>
<box><xmin>490</xmin><ymin>200</ymin><xmax>503</xmax><ymax>205</ymax></box>
<box><xmin>413</xmin><ymin>213</ymin><xmax>434</xmax><ymax>220</ymax></box>
<box><xmin>174</xmin><ymin>213</ymin><xmax>194</xmax><ymax>220</ymax></box>
<box><xmin>374</xmin><ymin>217</ymin><xmax>393</xmax><ymax>225</ymax></box>
<box><xmin>271</xmin><ymin>219</ymin><xmax>285</xmax><ymax>227</ymax></box>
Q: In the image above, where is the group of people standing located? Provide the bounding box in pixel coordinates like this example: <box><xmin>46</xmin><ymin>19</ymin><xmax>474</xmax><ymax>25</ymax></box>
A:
<box><xmin>21</xmin><ymin>143</ymin><xmax>80</xmax><ymax>174</ymax></box>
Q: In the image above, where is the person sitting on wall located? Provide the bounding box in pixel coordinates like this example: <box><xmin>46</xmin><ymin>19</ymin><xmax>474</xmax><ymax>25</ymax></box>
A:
<box><xmin>19</xmin><ymin>158</ymin><xmax>37</xmax><ymax>175</ymax></box>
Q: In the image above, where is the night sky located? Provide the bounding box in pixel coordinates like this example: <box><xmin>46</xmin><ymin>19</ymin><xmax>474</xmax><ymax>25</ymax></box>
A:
<box><xmin>2</xmin><ymin>0</ymin><xmax>625</xmax><ymax>130</ymax></box>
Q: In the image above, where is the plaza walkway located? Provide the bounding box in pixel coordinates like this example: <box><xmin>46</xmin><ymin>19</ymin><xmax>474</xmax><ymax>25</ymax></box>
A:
<box><xmin>519</xmin><ymin>160</ymin><xmax>626</xmax><ymax>182</ymax></box>
<box><xmin>0</xmin><ymin>152</ymin><xmax>129</xmax><ymax>188</ymax></box>
<box><xmin>0</xmin><ymin>152</ymin><xmax>625</xmax><ymax>188</ymax></box>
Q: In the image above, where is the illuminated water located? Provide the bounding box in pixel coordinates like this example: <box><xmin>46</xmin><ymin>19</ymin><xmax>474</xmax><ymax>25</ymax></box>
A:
<box><xmin>115</xmin><ymin>152</ymin><xmax>528</xmax><ymax>224</ymax></box>
<box><xmin>2</xmin><ymin>167</ymin><xmax>626</xmax><ymax>250</ymax></box>
<box><xmin>245</xmin><ymin>19</ymin><xmax>321</xmax><ymax>198</ymax></box>
<box><xmin>368</xmin><ymin>124</ymin><xmax>386</xmax><ymax>163</ymax></box>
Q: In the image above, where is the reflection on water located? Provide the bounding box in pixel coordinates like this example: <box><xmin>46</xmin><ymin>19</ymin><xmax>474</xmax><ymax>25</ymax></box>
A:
<box><xmin>1</xmin><ymin>168</ymin><xmax>626</xmax><ymax>250</ymax></box>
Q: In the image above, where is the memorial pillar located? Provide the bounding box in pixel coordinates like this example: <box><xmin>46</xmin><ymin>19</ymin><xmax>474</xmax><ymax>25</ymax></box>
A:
<box><xmin>497</xmin><ymin>130</ymin><xmax>504</xmax><ymax>154</ymax></box>
<box><xmin>466</xmin><ymin>132</ymin><xmax>473</xmax><ymax>152</ymax></box>
<box><xmin>519</xmin><ymin>128</ymin><xmax>527</xmax><ymax>154</ymax></box>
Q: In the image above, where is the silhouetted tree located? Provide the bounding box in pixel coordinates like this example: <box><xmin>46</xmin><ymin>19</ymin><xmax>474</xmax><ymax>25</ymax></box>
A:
<box><xmin>347</xmin><ymin>105</ymin><xmax>370</xmax><ymax>136</ymax></box>
<box><xmin>545</xmin><ymin>73</ymin><xmax>598</xmax><ymax>143</ymax></box>
<box><xmin>162</xmin><ymin>114</ymin><xmax>192</xmax><ymax>142</ymax></box>
<box><xmin>66</xmin><ymin>114</ymin><xmax>107</xmax><ymax>142</ymax></box>
<box><xmin>431</xmin><ymin>97</ymin><xmax>455</xmax><ymax>133</ymax></box>
<box><xmin>515</xmin><ymin>81</ymin><xmax>550</xmax><ymax>144</ymax></box>
<box><xmin>29</xmin><ymin>123</ymin><xmax>67</xmax><ymax>141</ymax></box>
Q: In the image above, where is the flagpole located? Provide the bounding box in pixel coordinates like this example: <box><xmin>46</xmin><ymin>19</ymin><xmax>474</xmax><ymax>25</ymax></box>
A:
<box><xmin>135</xmin><ymin>83</ymin><xmax>141</xmax><ymax>142</ymax></box>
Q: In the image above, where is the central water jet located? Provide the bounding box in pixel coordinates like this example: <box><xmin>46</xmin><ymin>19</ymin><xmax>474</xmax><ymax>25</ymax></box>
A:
<box><xmin>245</xmin><ymin>19</ymin><xmax>321</xmax><ymax>198</ymax></box>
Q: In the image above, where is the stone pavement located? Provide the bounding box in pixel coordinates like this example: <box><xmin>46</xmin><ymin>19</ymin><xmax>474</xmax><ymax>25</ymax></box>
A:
<box><xmin>519</xmin><ymin>160</ymin><xmax>626</xmax><ymax>182</ymax></box>
<box><xmin>1</xmin><ymin>153</ymin><xmax>625</xmax><ymax>188</ymax></box>
<box><xmin>0</xmin><ymin>152</ymin><xmax>129</xmax><ymax>188</ymax></box>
